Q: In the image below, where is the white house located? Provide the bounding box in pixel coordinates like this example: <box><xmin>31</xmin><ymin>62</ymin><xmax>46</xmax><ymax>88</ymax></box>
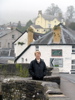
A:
<box><xmin>14</xmin><ymin>24</ymin><xmax>75</xmax><ymax>73</ymax></box>
<box><xmin>15</xmin><ymin>44</ymin><xmax>75</xmax><ymax>73</ymax></box>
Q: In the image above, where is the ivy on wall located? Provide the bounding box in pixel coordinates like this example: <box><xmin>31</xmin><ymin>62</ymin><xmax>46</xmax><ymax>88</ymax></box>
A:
<box><xmin>16</xmin><ymin>64</ymin><xmax>29</xmax><ymax>77</ymax></box>
<box><xmin>18</xmin><ymin>42</ymin><xmax>25</xmax><ymax>45</ymax></box>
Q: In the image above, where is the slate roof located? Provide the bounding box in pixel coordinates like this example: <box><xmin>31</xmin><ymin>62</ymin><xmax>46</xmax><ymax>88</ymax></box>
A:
<box><xmin>32</xmin><ymin>24</ymin><xmax>75</xmax><ymax>44</ymax></box>
<box><xmin>32</xmin><ymin>31</ymin><xmax>53</xmax><ymax>44</ymax></box>
<box><xmin>0</xmin><ymin>28</ymin><xmax>22</xmax><ymax>38</ymax></box>
<box><xmin>13</xmin><ymin>31</ymin><xmax>44</xmax><ymax>43</ymax></box>
<box><xmin>42</xmin><ymin>15</ymin><xmax>55</xmax><ymax>21</ymax></box>
<box><xmin>37</xmin><ymin>14</ymin><xmax>64</xmax><ymax>22</ymax></box>
<box><xmin>31</xmin><ymin>24</ymin><xmax>43</xmax><ymax>29</ymax></box>
<box><xmin>0</xmin><ymin>29</ymin><xmax>11</xmax><ymax>38</ymax></box>
<box><xmin>33</xmin><ymin>32</ymin><xmax>44</xmax><ymax>40</ymax></box>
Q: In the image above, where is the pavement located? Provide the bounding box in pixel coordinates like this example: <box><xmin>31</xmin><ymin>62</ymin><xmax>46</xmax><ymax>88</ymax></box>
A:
<box><xmin>60</xmin><ymin>74</ymin><xmax>75</xmax><ymax>100</ymax></box>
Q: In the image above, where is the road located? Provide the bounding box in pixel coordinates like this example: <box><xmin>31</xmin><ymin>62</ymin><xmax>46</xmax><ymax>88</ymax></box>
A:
<box><xmin>60</xmin><ymin>74</ymin><xmax>75</xmax><ymax>100</ymax></box>
<box><xmin>60</xmin><ymin>74</ymin><xmax>75</xmax><ymax>83</ymax></box>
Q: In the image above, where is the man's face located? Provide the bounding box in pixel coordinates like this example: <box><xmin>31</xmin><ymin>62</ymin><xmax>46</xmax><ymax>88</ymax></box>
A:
<box><xmin>35</xmin><ymin>53</ymin><xmax>41</xmax><ymax>60</ymax></box>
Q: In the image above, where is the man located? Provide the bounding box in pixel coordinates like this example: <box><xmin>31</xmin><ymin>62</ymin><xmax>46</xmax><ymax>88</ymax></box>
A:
<box><xmin>29</xmin><ymin>51</ymin><xmax>47</xmax><ymax>80</ymax></box>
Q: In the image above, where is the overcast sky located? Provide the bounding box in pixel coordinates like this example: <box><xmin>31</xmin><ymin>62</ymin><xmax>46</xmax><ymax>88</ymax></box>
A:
<box><xmin>0</xmin><ymin>0</ymin><xmax>75</xmax><ymax>25</ymax></box>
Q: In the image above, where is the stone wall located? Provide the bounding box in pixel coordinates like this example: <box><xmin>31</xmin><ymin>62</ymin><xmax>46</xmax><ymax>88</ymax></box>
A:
<box><xmin>2</xmin><ymin>79</ymin><xmax>44</xmax><ymax>100</ymax></box>
<box><xmin>2</xmin><ymin>78</ymin><xmax>70</xmax><ymax>100</ymax></box>
<box><xmin>0</xmin><ymin>64</ymin><xmax>70</xmax><ymax>100</ymax></box>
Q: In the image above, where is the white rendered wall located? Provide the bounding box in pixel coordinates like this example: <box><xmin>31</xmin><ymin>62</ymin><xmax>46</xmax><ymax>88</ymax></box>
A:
<box><xmin>14</xmin><ymin>32</ymin><xmax>28</xmax><ymax>57</ymax></box>
<box><xmin>16</xmin><ymin>45</ymin><xmax>72</xmax><ymax>73</ymax></box>
<box><xmin>17</xmin><ymin>46</ymin><xmax>35</xmax><ymax>63</ymax></box>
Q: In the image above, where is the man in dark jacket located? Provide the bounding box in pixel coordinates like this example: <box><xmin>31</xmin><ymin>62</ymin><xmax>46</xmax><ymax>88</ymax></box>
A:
<box><xmin>29</xmin><ymin>51</ymin><xmax>47</xmax><ymax>80</ymax></box>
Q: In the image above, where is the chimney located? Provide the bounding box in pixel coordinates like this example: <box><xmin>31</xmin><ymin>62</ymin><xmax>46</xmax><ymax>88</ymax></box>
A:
<box><xmin>27</xmin><ymin>27</ymin><xmax>34</xmax><ymax>45</ymax></box>
<box><xmin>53</xmin><ymin>26</ymin><xmax>61</xmax><ymax>43</ymax></box>
<box><xmin>38</xmin><ymin>10</ymin><xmax>42</xmax><ymax>16</ymax></box>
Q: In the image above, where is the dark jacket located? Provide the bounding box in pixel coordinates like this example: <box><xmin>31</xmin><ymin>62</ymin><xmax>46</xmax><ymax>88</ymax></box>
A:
<box><xmin>29</xmin><ymin>59</ymin><xmax>47</xmax><ymax>80</ymax></box>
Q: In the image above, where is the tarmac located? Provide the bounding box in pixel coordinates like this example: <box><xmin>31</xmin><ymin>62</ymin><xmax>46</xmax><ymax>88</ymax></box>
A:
<box><xmin>60</xmin><ymin>74</ymin><xmax>75</xmax><ymax>100</ymax></box>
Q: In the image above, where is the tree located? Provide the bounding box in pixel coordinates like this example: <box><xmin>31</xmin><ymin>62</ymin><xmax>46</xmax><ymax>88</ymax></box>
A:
<box><xmin>69</xmin><ymin>22</ymin><xmax>75</xmax><ymax>30</ymax></box>
<box><xmin>24</xmin><ymin>20</ymin><xmax>33</xmax><ymax>31</ymax></box>
<box><xmin>66</xmin><ymin>6</ymin><xmax>75</xmax><ymax>20</ymax></box>
<box><xmin>17</xmin><ymin>20</ymin><xmax>33</xmax><ymax>33</ymax></box>
<box><xmin>45</xmin><ymin>3</ymin><xmax>62</xmax><ymax>16</ymax></box>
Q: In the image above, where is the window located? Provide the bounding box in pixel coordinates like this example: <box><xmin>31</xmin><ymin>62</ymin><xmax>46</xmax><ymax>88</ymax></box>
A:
<box><xmin>71</xmin><ymin>59</ymin><xmax>75</xmax><ymax>69</ymax></box>
<box><xmin>72</xmin><ymin>45</ymin><xmax>75</xmax><ymax>53</ymax></box>
<box><xmin>35</xmin><ymin>45</ymin><xmax>39</xmax><ymax>51</ymax></box>
<box><xmin>12</xmin><ymin>35</ymin><xmax>15</xmax><ymax>39</ymax></box>
<box><xmin>12</xmin><ymin>43</ymin><xmax>14</xmax><ymax>48</ymax></box>
<box><xmin>72</xmin><ymin>65</ymin><xmax>75</xmax><ymax>69</ymax></box>
<box><xmin>21</xmin><ymin>58</ymin><xmax>24</xmax><ymax>63</ymax></box>
<box><xmin>72</xmin><ymin>60</ymin><xmax>75</xmax><ymax>64</ymax></box>
<box><xmin>51</xmin><ymin>49</ymin><xmax>62</xmax><ymax>56</ymax></box>
<box><xmin>8</xmin><ymin>43</ymin><xmax>10</xmax><ymax>48</ymax></box>
<box><xmin>72</xmin><ymin>45</ymin><xmax>75</xmax><ymax>48</ymax></box>
<box><xmin>50</xmin><ymin>58</ymin><xmax>63</xmax><ymax>67</ymax></box>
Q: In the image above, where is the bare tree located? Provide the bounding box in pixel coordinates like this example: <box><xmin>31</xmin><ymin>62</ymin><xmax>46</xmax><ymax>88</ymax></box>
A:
<box><xmin>66</xmin><ymin>6</ymin><xmax>75</xmax><ymax>20</ymax></box>
<box><xmin>45</xmin><ymin>3</ymin><xmax>62</xmax><ymax>17</ymax></box>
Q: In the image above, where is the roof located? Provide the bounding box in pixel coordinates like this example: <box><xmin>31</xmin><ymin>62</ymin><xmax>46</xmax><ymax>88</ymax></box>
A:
<box><xmin>0</xmin><ymin>28</ymin><xmax>22</xmax><ymax>38</ymax></box>
<box><xmin>32</xmin><ymin>31</ymin><xmax>53</xmax><ymax>44</ymax></box>
<box><xmin>13</xmin><ymin>31</ymin><xmax>44</xmax><ymax>43</ymax></box>
<box><xmin>40</xmin><ymin>14</ymin><xmax>63</xmax><ymax>22</ymax></box>
<box><xmin>32</xmin><ymin>24</ymin><xmax>75</xmax><ymax>44</ymax></box>
<box><xmin>42</xmin><ymin>14</ymin><xmax>55</xmax><ymax>21</ymax></box>
<box><xmin>33</xmin><ymin>32</ymin><xmax>44</xmax><ymax>40</ymax></box>
<box><xmin>31</xmin><ymin>24</ymin><xmax>43</xmax><ymax>29</ymax></box>
<box><xmin>0</xmin><ymin>29</ymin><xmax>11</xmax><ymax>38</ymax></box>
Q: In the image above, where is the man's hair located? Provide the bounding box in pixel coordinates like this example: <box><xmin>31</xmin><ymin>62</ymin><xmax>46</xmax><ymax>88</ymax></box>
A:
<box><xmin>34</xmin><ymin>51</ymin><xmax>41</xmax><ymax>56</ymax></box>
